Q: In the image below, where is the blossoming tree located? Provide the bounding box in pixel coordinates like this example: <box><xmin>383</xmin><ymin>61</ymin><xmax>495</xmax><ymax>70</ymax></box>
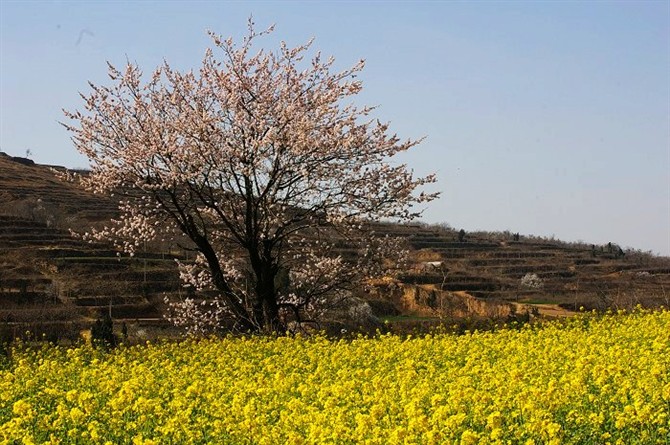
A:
<box><xmin>63</xmin><ymin>21</ymin><xmax>438</xmax><ymax>333</ymax></box>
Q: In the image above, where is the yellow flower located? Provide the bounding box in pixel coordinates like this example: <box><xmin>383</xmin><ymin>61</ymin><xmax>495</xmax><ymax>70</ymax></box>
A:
<box><xmin>460</xmin><ymin>430</ymin><xmax>479</xmax><ymax>445</ymax></box>
<box><xmin>12</xmin><ymin>400</ymin><xmax>33</xmax><ymax>418</ymax></box>
<box><xmin>0</xmin><ymin>310</ymin><xmax>667</xmax><ymax>443</ymax></box>
<box><xmin>69</xmin><ymin>407</ymin><xmax>85</xmax><ymax>424</ymax></box>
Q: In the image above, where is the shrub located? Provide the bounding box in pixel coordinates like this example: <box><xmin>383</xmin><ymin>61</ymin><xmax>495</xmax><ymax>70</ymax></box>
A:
<box><xmin>90</xmin><ymin>313</ymin><xmax>116</xmax><ymax>347</ymax></box>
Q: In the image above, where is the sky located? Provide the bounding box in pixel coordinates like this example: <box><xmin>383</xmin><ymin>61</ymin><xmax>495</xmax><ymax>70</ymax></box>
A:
<box><xmin>1</xmin><ymin>0</ymin><xmax>669</xmax><ymax>255</ymax></box>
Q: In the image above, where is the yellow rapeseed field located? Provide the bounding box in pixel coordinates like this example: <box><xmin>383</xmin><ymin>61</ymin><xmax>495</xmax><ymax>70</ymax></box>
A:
<box><xmin>1</xmin><ymin>310</ymin><xmax>669</xmax><ymax>444</ymax></box>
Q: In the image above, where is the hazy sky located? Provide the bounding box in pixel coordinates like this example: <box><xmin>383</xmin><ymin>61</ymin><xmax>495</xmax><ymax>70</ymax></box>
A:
<box><xmin>1</xmin><ymin>1</ymin><xmax>669</xmax><ymax>255</ymax></box>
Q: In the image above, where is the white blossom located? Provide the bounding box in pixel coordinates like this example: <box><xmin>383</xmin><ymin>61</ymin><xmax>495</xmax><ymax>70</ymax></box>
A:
<box><xmin>521</xmin><ymin>273</ymin><xmax>544</xmax><ymax>290</ymax></box>
<box><xmin>63</xmin><ymin>21</ymin><xmax>438</xmax><ymax>333</ymax></box>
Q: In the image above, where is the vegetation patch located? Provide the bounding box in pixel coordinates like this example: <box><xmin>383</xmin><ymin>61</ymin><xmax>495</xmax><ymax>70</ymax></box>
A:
<box><xmin>2</xmin><ymin>310</ymin><xmax>668</xmax><ymax>444</ymax></box>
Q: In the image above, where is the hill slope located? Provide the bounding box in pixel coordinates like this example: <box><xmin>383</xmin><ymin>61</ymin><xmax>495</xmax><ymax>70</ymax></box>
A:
<box><xmin>1</xmin><ymin>152</ymin><xmax>669</xmax><ymax>340</ymax></box>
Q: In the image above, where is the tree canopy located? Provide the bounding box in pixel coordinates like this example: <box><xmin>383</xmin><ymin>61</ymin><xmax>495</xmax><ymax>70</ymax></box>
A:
<box><xmin>63</xmin><ymin>21</ymin><xmax>438</xmax><ymax>333</ymax></box>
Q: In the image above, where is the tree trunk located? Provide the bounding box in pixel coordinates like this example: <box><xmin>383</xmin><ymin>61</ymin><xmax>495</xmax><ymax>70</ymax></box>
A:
<box><xmin>252</xmin><ymin>261</ymin><xmax>284</xmax><ymax>333</ymax></box>
<box><xmin>253</xmin><ymin>267</ymin><xmax>284</xmax><ymax>333</ymax></box>
<box><xmin>197</xmin><ymin>240</ymin><xmax>255</xmax><ymax>332</ymax></box>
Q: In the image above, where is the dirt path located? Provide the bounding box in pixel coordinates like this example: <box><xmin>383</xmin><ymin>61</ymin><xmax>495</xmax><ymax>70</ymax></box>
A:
<box><xmin>450</xmin><ymin>290</ymin><xmax>575</xmax><ymax>318</ymax></box>
<box><xmin>511</xmin><ymin>302</ymin><xmax>574</xmax><ymax>318</ymax></box>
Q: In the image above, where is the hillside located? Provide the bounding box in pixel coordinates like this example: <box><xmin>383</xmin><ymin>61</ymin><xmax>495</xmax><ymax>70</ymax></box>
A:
<box><xmin>1</xmin><ymin>152</ymin><xmax>669</xmax><ymax>340</ymax></box>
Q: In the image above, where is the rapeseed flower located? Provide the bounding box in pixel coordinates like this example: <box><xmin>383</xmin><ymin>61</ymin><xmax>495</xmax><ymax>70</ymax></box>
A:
<box><xmin>0</xmin><ymin>310</ymin><xmax>668</xmax><ymax>444</ymax></box>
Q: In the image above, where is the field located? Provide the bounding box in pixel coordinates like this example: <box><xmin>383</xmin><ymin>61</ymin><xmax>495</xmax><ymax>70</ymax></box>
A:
<box><xmin>2</xmin><ymin>310</ymin><xmax>669</xmax><ymax>445</ymax></box>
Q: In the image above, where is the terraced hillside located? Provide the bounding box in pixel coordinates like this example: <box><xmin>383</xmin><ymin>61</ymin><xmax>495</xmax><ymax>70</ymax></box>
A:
<box><xmin>0</xmin><ymin>212</ymin><xmax>185</xmax><ymax>341</ymax></box>
<box><xmin>1</xmin><ymin>151</ymin><xmax>669</xmax><ymax>340</ymax></box>
<box><xmin>0</xmin><ymin>153</ymin><xmax>184</xmax><ymax>341</ymax></box>
<box><xmin>0</xmin><ymin>152</ymin><xmax>118</xmax><ymax>224</ymax></box>
<box><xmin>402</xmin><ymin>224</ymin><xmax>670</xmax><ymax>308</ymax></box>
<box><xmin>368</xmin><ymin>221</ymin><xmax>670</xmax><ymax>319</ymax></box>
